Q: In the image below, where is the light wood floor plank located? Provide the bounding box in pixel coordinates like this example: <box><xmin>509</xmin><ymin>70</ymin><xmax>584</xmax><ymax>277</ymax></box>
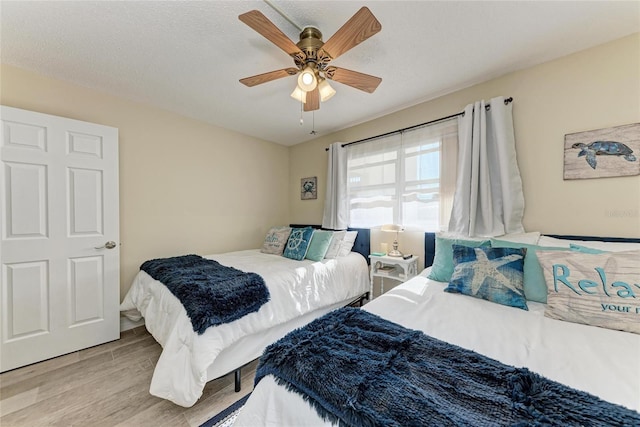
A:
<box><xmin>0</xmin><ymin>352</ymin><xmax>114</xmax><ymax>402</ymax></box>
<box><xmin>1</xmin><ymin>362</ymin><xmax>153</xmax><ymax>426</ymax></box>
<box><xmin>0</xmin><ymin>329</ymin><xmax>257</xmax><ymax>426</ymax></box>
<box><xmin>0</xmin><ymin>388</ymin><xmax>38</xmax><ymax>418</ymax></box>
<box><xmin>0</xmin><ymin>352</ymin><xmax>81</xmax><ymax>389</ymax></box>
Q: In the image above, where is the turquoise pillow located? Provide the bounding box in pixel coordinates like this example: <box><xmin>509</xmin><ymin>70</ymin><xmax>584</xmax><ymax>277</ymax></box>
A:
<box><xmin>569</xmin><ymin>243</ymin><xmax>606</xmax><ymax>254</ymax></box>
<box><xmin>445</xmin><ymin>245</ymin><xmax>528</xmax><ymax>310</ymax></box>
<box><xmin>283</xmin><ymin>227</ymin><xmax>315</xmax><ymax>261</ymax></box>
<box><xmin>491</xmin><ymin>239</ymin><xmax>568</xmax><ymax>304</ymax></box>
<box><xmin>427</xmin><ymin>236</ymin><xmax>490</xmax><ymax>282</ymax></box>
<box><xmin>305</xmin><ymin>230</ymin><xmax>334</xmax><ymax>261</ymax></box>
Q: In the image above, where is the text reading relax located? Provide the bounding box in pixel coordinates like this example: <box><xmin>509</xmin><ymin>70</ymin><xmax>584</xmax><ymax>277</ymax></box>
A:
<box><xmin>551</xmin><ymin>264</ymin><xmax>640</xmax><ymax>298</ymax></box>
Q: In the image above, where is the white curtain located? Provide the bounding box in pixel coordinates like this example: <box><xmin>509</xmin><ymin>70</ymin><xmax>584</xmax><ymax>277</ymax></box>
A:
<box><xmin>322</xmin><ymin>142</ymin><xmax>349</xmax><ymax>230</ymax></box>
<box><xmin>448</xmin><ymin>96</ymin><xmax>525</xmax><ymax>237</ymax></box>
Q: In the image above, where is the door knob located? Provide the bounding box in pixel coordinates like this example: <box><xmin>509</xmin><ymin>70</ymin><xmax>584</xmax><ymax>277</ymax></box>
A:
<box><xmin>95</xmin><ymin>241</ymin><xmax>117</xmax><ymax>249</ymax></box>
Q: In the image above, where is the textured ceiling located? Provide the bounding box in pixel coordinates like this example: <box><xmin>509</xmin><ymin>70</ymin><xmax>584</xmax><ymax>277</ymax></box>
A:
<box><xmin>1</xmin><ymin>1</ymin><xmax>639</xmax><ymax>146</ymax></box>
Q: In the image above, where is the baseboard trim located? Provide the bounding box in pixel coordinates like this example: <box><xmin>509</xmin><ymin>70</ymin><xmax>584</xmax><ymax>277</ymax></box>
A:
<box><xmin>120</xmin><ymin>315</ymin><xmax>144</xmax><ymax>332</ymax></box>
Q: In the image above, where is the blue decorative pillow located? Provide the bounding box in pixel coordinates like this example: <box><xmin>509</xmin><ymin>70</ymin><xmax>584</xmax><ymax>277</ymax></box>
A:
<box><xmin>445</xmin><ymin>245</ymin><xmax>528</xmax><ymax>310</ymax></box>
<box><xmin>427</xmin><ymin>235</ymin><xmax>491</xmax><ymax>282</ymax></box>
<box><xmin>283</xmin><ymin>227</ymin><xmax>315</xmax><ymax>261</ymax></box>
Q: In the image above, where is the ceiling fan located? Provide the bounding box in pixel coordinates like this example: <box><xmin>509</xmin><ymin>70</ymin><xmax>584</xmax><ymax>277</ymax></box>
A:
<box><xmin>238</xmin><ymin>7</ymin><xmax>382</xmax><ymax>112</ymax></box>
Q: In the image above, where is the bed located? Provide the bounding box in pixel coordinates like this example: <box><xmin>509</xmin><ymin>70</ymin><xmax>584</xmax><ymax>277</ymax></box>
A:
<box><xmin>119</xmin><ymin>226</ymin><xmax>371</xmax><ymax>407</ymax></box>
<box><xmin>234</xmin><ymin>233</ymin><xmax>640</xmax><ymax>426</ymax></box>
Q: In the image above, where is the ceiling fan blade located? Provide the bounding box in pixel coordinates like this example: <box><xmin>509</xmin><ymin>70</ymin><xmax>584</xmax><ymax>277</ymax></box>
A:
<box><xmin>239</xmin><ymin>68</ymin><xmax>298</xmax><ymax>87</ymax></box>
<box><xmin>304</xmin><ymin>88</ymin><xmax>320</xmax><ymax>111</ymax></box>
<box><xmin>325</xmin><ymin>67</ymin><xmax>381</xmax><ymax>93</ymax></box>
<box><xmin>319</xmin><ymin>7</ymin><xmax>381</xmax><ymax>61</ymax></box>
<box><xmin>239</xmin><ymin>10</ymin><xmax>304</xmax><ymax>58</ymax></box>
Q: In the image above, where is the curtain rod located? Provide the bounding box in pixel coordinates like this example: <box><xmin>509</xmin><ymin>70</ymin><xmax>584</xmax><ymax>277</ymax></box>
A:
<box><xmin>325</xmin><ymin>97</ymin><xmax>513</xmax><ymax>151</ymax></box>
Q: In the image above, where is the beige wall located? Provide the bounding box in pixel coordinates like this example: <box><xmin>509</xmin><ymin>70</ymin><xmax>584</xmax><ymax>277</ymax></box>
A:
<box><xmin>290</xmin><ymin>33</ymin><xmax>640</xmax><ymax>247</ymax></box>
<box><xmin>1</xmin><ymin>64</ymin><xmax>290</xmax><ymax>298</ymax></box>
<box><xmin>2</xmin><ymin>33</ymin><xmax>638</xmax><ymax>297</ymax></box>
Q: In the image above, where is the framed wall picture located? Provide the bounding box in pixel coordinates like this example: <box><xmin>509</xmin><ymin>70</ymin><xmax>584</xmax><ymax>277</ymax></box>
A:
<box><xmin>564</xmin><ymin>123</ymin><xmax>639</xmax><ymax>180</ymax></box>
<box><xmin>301</xmin><ymin>176</ymin><xmax>317</xmax><ymax>200</ymax></box>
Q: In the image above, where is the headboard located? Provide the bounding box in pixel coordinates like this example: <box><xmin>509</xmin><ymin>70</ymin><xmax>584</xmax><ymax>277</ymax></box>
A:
<box><xmin>424</xmin><ymin>232</ymin><xmax>437</xmax><ymax>269</ymax></box>
<box><xmin>545</xmin><ymin>234</ymin><xmax>640</xmax><ymax>244</ymax></box>
<box><xmin>423</xmin><ymin>232</ymin><xmax>640</xmax><ymax>270</ymax></box>
<box><xmin>283</xmin><ymin>230</ymin><xmax>640</xmax><ymax>270</ymax></box>
<box><xmin>289</xmin><ymin>224</ymin><xmax>371</xmax><ymax>264</ymax></box>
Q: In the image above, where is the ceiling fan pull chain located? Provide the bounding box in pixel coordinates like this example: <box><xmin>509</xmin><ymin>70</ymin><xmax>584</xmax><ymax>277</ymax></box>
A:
<box><xmin>300</xmin><ymin>101</ymin><xmax>304</xmax><ymax>125</ymax></box>
<box><xmin>310</xmin><ymin>112</ymin><xmax>317</xmax><ymax>135</ymax></box>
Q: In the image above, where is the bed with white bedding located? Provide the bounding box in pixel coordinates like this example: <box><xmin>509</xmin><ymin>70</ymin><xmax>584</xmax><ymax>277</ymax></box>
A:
<box><xmin>235</xmin><ymin>235</ymin><xmax>640</xmax><ymax>426</ymax></box>
<box><xmin>120</xmin><ymin>248</ymin><xmax>370</xmax><ymax>407</ymax></box>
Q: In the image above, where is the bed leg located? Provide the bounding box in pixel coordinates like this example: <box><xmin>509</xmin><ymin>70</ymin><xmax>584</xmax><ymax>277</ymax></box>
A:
<box><xmin>363</xmin><ymin>292</ymin><xmax>370</xmax><ymax>305</ymax></box>
<box><xmin>234</xmin><ymin>368</ymin><xmax>241</xmax><ymax>392</ymax></box>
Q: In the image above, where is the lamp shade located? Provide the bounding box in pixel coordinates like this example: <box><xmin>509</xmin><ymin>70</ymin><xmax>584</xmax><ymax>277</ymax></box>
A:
<box><xmin>381</xmin><ymin>224</ymin><xmax>403</xmax><ymax>233</ymax></box>
<box><xmin>297</xmin><ymin>65</ymin><xmax>317</xmax><ymax>92</ymax></box>
<box><xmin>290</xmin><ymin>86</ymin><xmax>307</xmax><ymax>103</ymax></box>
<box><xmin>318</xmin><ymin>78</ymin><xmax>336</xmax><ymax>102</ymax></box>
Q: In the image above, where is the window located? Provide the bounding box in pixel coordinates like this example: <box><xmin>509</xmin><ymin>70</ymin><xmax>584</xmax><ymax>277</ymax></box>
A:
<box><xmin>346</xmin><ymin>119</ymin><xmax>458</xmax><ymax>231</ymax></box>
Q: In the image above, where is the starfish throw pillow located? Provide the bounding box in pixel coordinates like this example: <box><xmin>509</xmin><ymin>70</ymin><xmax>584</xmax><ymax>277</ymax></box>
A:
<box><xmin>445</xmin><ymin>244</ymin><xmax>528</xmax><ymax>310</ymax></box>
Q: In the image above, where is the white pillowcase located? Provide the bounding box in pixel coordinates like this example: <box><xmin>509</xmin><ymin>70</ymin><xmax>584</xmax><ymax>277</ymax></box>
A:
<box><xmin>538</xmin><ymin>235</ymin><xmax>640</xmax><ymax>252</ymax></box>
<box><xmin>323</xmin><ymin>231</ymin><xmax>345</xmax><ymax>259</ymax></box>
<box><xmin>336</xmin><ymin>231</ymin><xmax>358</xmax><ymax>257</ymax></box>
<box><xmin>492</xmin><ymin>231</ymin><xmax>540</xmax><ymax>245</ymax></box>
<box><xmin>438</xmin><ymin>231</ymin><xmax>540</xmax><ymax>245</ymax></box>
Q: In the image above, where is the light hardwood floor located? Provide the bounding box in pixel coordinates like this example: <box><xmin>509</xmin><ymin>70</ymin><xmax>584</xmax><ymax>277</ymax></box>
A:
<box><xmin>0</xmin><ymin>326</ymin><xmax>257</xmax><ymax>426</ymax></box>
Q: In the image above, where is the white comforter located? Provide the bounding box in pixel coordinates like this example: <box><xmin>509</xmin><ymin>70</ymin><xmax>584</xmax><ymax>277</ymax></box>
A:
<box><xmin>120</xmin><ymin>250</ymin><xmax>369</xmax><ymax>407</ymax></box>
<box><xmin>235</xmin><ymin>268</ymin><xmax>640</xmax><ymax>426</ymax></box>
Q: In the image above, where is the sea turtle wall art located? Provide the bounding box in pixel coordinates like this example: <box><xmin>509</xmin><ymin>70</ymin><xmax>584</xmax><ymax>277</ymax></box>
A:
<box><xmin>564</xmin><ymin>123</ymin><xmax>640</xmax><ymax>180</ymax></box>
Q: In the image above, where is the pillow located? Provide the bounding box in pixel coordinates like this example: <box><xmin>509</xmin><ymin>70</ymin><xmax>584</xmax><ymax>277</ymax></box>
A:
<box><xmin>492</xmin><ymin>231</ymin><xmax>541</xmax><ymax>245</ymax></box>
<box><xmin>491</xmin><ymin>239</ymin><xmax>569</xmax><ymax>303</ymax></box>
<box><xmin>445</xmin><ymin>245</ymin><xmax>528</xmax><ymax>310</ymax></box>
<box><xmin>324</xmin><ymin>230</ymin><xmax>346</xmax><ymax>259</ymax></box>
<box><xmin>537</xmin><ymin>250</ymin><xmax>640</xmax><ymax>334</ymax></box>
<box><xmin>569</xmin><ymin>243</ymin><xmax>606</xmax><ymax>254</ymax></box>
<box><xmin>427</xmin><ymin>235</ymin><xmax>490</xmax><ymax>282</ymax></box>
<box><xmin>283</xmin><ymin>227</ymin><xmax>315</xmax><ymax>261</ymax></box>
<box><xmin>336</xmin><ymin>231</ymin><xmax>358</xmax><ymax>257</ymax></box>
<box><xmin>538</xmin><ymin>236</ymin><xmax>640</xmax><ymax>252</ymax></box>
<box><xmin>537</xmin><ymin>236</ymin><xmax>572</xmax><ymax>248</ymax></box>
<box><xmin>305</xmin><ymin>230</ymin><xmax>334</xmax><ymax>261</ymax></box>
<box><xmin>260</xmin><ymin>226</ymin><xmax>292</xmax><ymax>255</ymax></box>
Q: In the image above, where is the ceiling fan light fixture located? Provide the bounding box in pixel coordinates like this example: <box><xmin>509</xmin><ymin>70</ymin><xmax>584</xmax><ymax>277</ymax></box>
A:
<box><xmin>238</xmin><ymin>7</ymin><xmax>382</xmax><ymax>112</ymax></box>
<box><xmin>290</xmin><ymin>86</ymin><xmax>307</xmax><ymax>103</ymax></box>
<box><xmin>297</xmin><ymin>65</ymin><xmax>317</xmax><ymax>92</ymax></box>
<box><xmin>318</xmin><ymin>78</ymin><xmax>336</xmax><ymax>102</ymax></box>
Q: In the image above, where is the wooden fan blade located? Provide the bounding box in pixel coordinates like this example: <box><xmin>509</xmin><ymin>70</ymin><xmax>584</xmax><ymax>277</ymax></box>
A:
<box><xmin>239</xmin><ymin>68</ymin><xmax>298</xmax><ymax>87</ymax></box>
<box><xmin>239</xmin><ymin>10</ymin><xmax>304</xmax><ymax>57</ymax></box>
<box><xmin>304</xmin><ymin>88</ymin><xmax>319</xmax><ymax>111</ymax></box>
<box><xmin>326</xmin><ymin>67</ymin><xmax>381</xmax><ymax>93</ymax></box>
<box><xmin>319</xmin><ymin>7</ymin><xmax>381</xmax><ymax>61</ymax></box>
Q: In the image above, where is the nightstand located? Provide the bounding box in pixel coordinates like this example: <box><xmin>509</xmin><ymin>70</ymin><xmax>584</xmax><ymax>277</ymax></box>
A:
<box><xmin>368</xmin><ymin>254</ymin><xmax>419</xmax><ymax>297</ymax></box>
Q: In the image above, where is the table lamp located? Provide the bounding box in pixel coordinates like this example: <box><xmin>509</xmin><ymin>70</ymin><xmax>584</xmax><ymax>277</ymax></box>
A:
<box><xmin>381</xmin><ymin>224</ymin><xmax>404</xmax><ymax>257</ymax></box>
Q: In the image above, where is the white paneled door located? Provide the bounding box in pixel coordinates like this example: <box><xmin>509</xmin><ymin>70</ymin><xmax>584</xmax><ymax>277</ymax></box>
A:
<box><xmin>0</xmin><ymin>106</ymin><xmax>119</xmax><ymax>372</ymax></box>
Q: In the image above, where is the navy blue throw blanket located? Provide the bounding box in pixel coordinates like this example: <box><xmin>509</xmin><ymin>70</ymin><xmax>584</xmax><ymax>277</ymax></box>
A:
<box><xmin>141</xmin><ymin>255</ymin><xmax>269</xmax><ymax>334</ymax></box>
<box><xmin>256</xmin><ymin>307</ymin><xmax>640</xmax><ymax>427</ymax></box>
